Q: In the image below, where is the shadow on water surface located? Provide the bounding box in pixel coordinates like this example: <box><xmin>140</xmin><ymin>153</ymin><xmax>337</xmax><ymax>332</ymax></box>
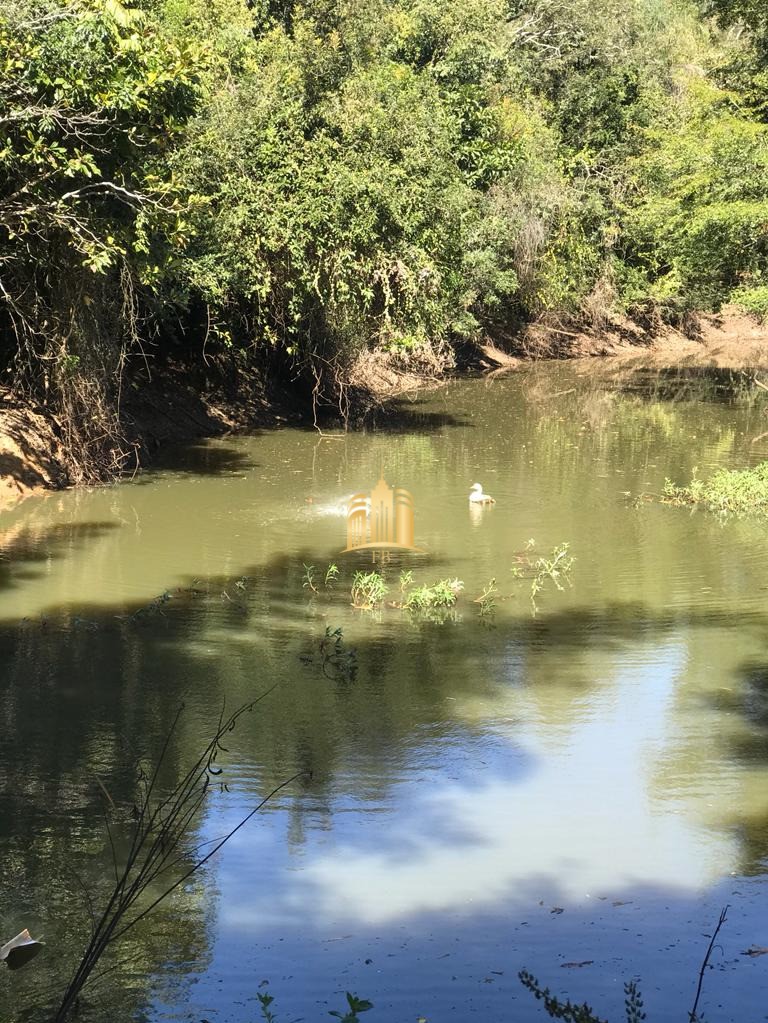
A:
<box><xmin>0</xmin><ymin>549</ymin><xmax>520</xmax><ymax>1020</ymax></box>
<box><xmin>519</xmin><ymin>601</ymin><xmax>768</xmax><ymax>650</ymax></box>
<box><xmin>132</xmin><ymin>395</ymin><xmax>471</xmax><ymax>488</ymax></box>
<box><xmin>708</xmin><ymin>660</ymin><xmax>768</xmax><ymax>876</ymax></box>
<box><xmin>366</xmin><ymin>397</ymin><xmax>474</xmax><ymax>434</ymax></box>
<box><xmin>0</xmin><ymin>520</ymin><xmax>121</xmax><ymax>591</ymax></box>
<box><xmin>136</xmin><ymin>440</ymin><xmax>261</xmax><ymax>479</ymax></box>
<box><xmin>116</xmin><ymin>396</ymin><xmax>470</xmax><ymax>493</ymax></box>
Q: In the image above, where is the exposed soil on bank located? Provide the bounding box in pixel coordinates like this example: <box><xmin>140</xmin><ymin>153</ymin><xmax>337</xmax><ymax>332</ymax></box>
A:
<box><xmin>120</xmin><ymin>359</ymin><xmax>300</xmax><ymax>457</ymax></box>
<box><xmin>0</xmin><ymin>360</ymin><xmax>300</xmax><ymax>512</ymax></box>
<box><xmin>3</xmin><ymin>310</ymin><xmax>768</xmax><ymax>512</ymax></box>
<box><xmin>513</xmin><ymin>308</ymin><xmax>768</xmax><ymax>368</ymax></box>
<box><xmin>0</xmin><ymin>394</ymin><xmax>68</xmax><ymax>509</ymax></box>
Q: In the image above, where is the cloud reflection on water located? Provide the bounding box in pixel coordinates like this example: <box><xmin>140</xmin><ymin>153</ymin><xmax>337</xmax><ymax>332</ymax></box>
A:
<box><xmin>220</xmin><ymin>640</ymin><xmax>736</xmax><ymax>935</ymax></box>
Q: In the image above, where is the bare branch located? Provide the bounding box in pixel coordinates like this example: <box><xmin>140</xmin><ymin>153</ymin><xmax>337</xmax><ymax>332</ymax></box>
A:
<box><xmin>52</xmin><ymin>693</ymin><xmax>303</xmax><ymax>1023</ymax></box>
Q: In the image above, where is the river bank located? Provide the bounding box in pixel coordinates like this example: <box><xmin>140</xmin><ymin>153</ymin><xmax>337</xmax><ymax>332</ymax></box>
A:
<box><xmin>3</xmin><ymin>310</ymin><xmax>768</xmax><ymax>512</ymax></box>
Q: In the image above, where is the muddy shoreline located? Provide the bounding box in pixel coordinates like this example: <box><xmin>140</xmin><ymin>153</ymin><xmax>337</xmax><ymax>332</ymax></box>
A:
<box><xmin>3</xmin><ymin>311</ymin><xmax>768</xmax><ymax>512</ymax></box>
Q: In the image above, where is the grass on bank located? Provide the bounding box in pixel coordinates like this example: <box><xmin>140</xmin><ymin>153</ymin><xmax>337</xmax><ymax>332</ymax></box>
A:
<box><xmin>662</xmin><ymin>461</ymin><xmax>768</xmax><ymax>516</ymax></box>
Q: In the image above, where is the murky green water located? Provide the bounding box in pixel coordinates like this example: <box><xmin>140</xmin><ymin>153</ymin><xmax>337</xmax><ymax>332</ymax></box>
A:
<box><xmin>3</xmin><ymin>361</ymin><xmax>768</xmax><ymax>1023</ymax></box>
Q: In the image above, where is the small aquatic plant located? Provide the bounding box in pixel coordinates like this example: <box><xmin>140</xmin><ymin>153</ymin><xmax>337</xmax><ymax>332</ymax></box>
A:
<box><xmin>474</xmin><ymin>578</ymin><xmax>498</xmax><ymax>617</ymax></box>
<box><xmin>257</xmin><ymin>991</ymin><xmax>277</xmax><ymax>1023</ymax></box>
<box><xmin>330</xmin><ymin>993</ymin><xmax>374</xmax><ymax>1021</ymax></box>
<box><xmin>399</xmin><ymin>569</ymin><xmax>413</xmax><ymax>597</ymax></box>
<box><xmin>520</xmin><ymin>905</ymin><xmax>727</xmax><ymax>1022</ymax></box>
<box><xmin>533</xmin><ymin>542</ymin><xmax>574</xmax><ymax>587</ymax></box>
<box><xmin>222</xmin><ymin>575</ymin><xmax>249</xmax><ymax>604</ymax></box>
<box><xmin>324</xmin><ymin>563</ymin><xmax>340</xmax><ymax>587</ymax></box>
<box><xmin>403</xmin><ymin>578</ymin><xmax>463</xmax><ymax>610</ymax></box>
<box><xmin>258</xmin><ymin>990</ymin><xmax>372</xmax><ymax>1023</ymax></box>
<box><xmin>131</xmin><ymin>590</ymin><xmax>173</xmax><ymax>620</ymax></box>
<box><xmin>530</xmin><ymin>543</ymin><xmax>574</xmax><ymax>609</ymax></box>
<box><xmin>302</xmin><ymin>563</ymin><xmax>318</xmax><ymax>594</ymax></box>
<box><xmin>662</xmin><ymin>462</ymin><xmax>768</xmax><ymax>516</ymax></box>
<box><xmin>520</xmin><ymin>971</ymin><xmax>645</xmax><ymax>1022</ymax></box>
<box><xmin>509</xmin><ymin>539</ymin><xmax>536</xmax><ymax>580</ymax></box>
<box><xmin>351</xmin><ymin>571</ymin><xmax>388</xmax><ymax>609</ymax></box>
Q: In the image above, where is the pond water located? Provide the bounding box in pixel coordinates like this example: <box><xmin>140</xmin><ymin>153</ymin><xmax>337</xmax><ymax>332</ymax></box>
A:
<box><xmin>2</xmin><ymin>360</ymin><xmax>768</xmax><ymax>1023</ymax></box>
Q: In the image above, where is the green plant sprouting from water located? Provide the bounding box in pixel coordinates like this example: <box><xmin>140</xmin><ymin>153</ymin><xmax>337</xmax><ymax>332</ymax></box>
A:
<box><xmin>402</xmin><ymin>578</ymin><xmax>463</xmax><ymax>610</ymax></box>
<box><xmin>518</xmin><ymin>904</ymin><xmax>727</xmax><ymax>1021</ymax></box>
<box><xmin>530</xmin><ymin>543</ymin><xmax>575</xmax><ymax>613</ymax></box>
<box><xmin>301</xmin><ymin>542</ymin><xmax>574</xmax><ymax>620</ymax></box>
<box><xmin>351</xmin><ymin>571</ymin><xmax>388</xmax><ymax>610</ymax></box>
<box><xmin>257</xmin><ymin>990</ymin><xmax>372</xmax><ymax>1023</ymax></box>
<box><xmin>254</xmin><ymin>902</ymin><xmax>728</xmax><ymax>1023</ymax></box>
<box><xmin>330</xmin><ymin>992</ymin><xmax>375</xmax><ymax>1022</ymax></box>
<box><xmin>474</xmin><ymin>578</ymin><xmax>498</xmax><ymax>617</ymax></box>
<box><xmin>302</xmin><ymin>564</ymin><xmax>318</xmax><ymax>595</ymax></box>
<box><xmin>302</xmin><ymin>562</ymin><xmax>340</xmax><ymax>595</ymax></box>
<box><xmin>257</xmin><ymin>991</ymin><xmax>277</xmax><ymax>1023</ymax></box>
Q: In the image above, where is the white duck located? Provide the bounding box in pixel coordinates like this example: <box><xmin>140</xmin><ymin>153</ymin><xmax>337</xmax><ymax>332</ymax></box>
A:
<box><xmin>469</xmin><ymin>482</ymin><xmax>495</xmax><ymax>504</ymax></box>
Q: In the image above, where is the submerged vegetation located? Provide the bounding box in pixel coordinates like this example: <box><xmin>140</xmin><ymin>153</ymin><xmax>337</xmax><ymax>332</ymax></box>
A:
<box><xmin>5</xmin><ymin>0</ymin><xmax>768</xmax><ymax>475</ymax></box>
<box><xmin>311</xmin><ymin>626</ymin><xmax>359</xmax><ymax>681</ymax></box>
<box><xmin>662</xmin><ymin>461</ymin><xmax>768</xmax><ymax>516</ymax></box>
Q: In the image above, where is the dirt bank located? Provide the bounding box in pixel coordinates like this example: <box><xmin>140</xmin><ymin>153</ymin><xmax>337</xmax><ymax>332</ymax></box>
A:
<box><xmin>0</xmin><ymin>360</ymin><xmax>299</xmax><ymax>512</ymax></box>
<box><xmin>0</xmin><ymin>394</ymin><xmax>67</xmax><ymax>509</ymax></box>
<box><xmin>3</xmin><ymin>310</ymin><xmax>768</xmax><ymax>512</ymax></box>
<box><xmin>516</xmin><ymin>308</ymin><xmax>768</xmax><ymax>367</ymax></box>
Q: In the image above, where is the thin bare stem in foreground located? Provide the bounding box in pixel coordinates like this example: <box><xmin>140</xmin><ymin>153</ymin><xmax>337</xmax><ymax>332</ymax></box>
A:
<box><xmin>54</xmin><ymin>691</ymin><xmax>304</xmax><ymax>1023</ymax></box>
<box><xmin>689</xmin><ymin>905</ymin><xmax>728</xmax><ymax>1023</ymax></box>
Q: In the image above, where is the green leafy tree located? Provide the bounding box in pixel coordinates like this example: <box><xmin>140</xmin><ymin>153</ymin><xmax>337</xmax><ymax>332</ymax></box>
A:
<box><xmin>0</xmin><ymin>0</ymin><xmax>203</xmax><ymax>478</ymax></box>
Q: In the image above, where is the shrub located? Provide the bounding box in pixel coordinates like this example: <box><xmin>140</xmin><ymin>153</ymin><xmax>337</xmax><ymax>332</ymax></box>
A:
<box><xmin>663</xmin><ymin>461</ymin><xmax>768</xmax><ymax>515</ymax></box>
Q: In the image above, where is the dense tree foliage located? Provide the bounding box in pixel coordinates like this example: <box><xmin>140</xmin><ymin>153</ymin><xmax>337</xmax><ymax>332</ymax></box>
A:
<box><xmin>0</xmin><ymin>0</ymin><xmax>203</xmax><ymax>476</ymax></box>
<box><xmin>3</xmin><ymin>0</ymin><xmax>768</xmax><ymax>470</ymax></box>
